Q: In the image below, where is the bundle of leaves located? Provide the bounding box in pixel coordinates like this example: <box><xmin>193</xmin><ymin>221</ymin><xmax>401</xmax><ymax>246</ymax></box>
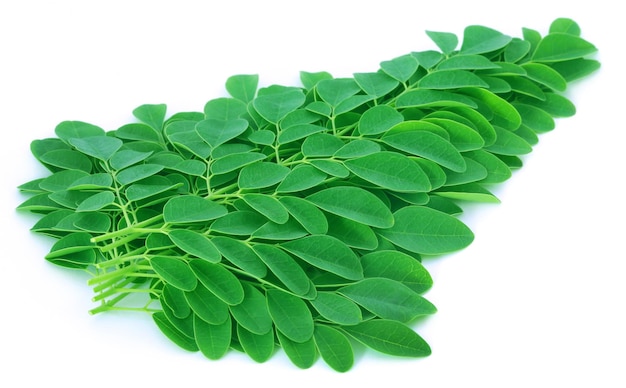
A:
<box><xmin>17</xmin><ymin>18</ymin><xmax>598</xmax><ymax>372</ymax></box>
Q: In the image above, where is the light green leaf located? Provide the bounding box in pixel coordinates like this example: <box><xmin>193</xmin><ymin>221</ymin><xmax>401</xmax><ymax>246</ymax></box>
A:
<box><xmin>377</xmin><ymin>206</ymin><xmax>474</xmax><ymax>255</ymax></box>
<box><xmin>150</xmin><ymin>256</ymin><xmax>197</xmax><ymax>291</ymax></box>
<box><xmin>229</xmin><ymin>283</ymin><xmax>273</xmax><ymax>335</ymax></box>
<box><xmin>188</xmin><ymin>259</ymin><xmax>244</xmax><ymax>305</ymax></box>
<box><xmin>301</xmin><ymin>133</ymin><xmax>345</xmax><ymax>157</ymax></box>
<box><xmin>211</xmin><ymin>236</ymin><xmax>267</xmax><ymax>278</ymax></box>
<box><xmin>276</xmin><ymin>164</ymin><xmax>327</xmax><ymax>194</ymax></box>
<box><xmin>382</xmin><ymin>128</ymin><xmax>466</xmax><ymax>172</ymax></box>
<box><xmin>380</xmin><ymin>54</ymin><xmax>419</xmax><ymax>82</ymax></box>
<box><xmin>314</xmin><ymin>325</ymin><xmax>354</xmax><ymax>373</ymax></box>
<box><xmin>238</xmin><ymin>162</ymin><xmax>290</xmax><ymax>190</ymax></box>
<box><xmin>279</xmin><ymin>196</ymin><xmax>329</xmax><ymax>235</ymax></box>
<box><xmin>550</xmin><ymin>18</ymin><xmax>581</xmax><ymax>36</ymax></box>
<box><xmin>194</xmin><ymin>314</ymin><xmax>231</xmax><ymax>360</ymax></box>
<box><xmin>521</xmin><ymin>63</ymin><xmax>567</xmax><ymax>91</ymax></box>
<box><xmin>225</xmin><ymin>74</ymin><xmax>259</xmax><ymax>103</ymax></box>
<box><xmin>237</xmin><ymin>324</ymin><xmax>275</xmax><ymax>363</ymax></box>
<box><xmin>69</xmin><ymin>136</ymin><xmax>123</xmax><ymax>161</ymax></box>
<box><xmin>253</xmin><ymin>244</ymin><xmax>311</xmax><ymax>296</ymax></box>
<box><xmin>419</xmin><ymin>69</ymin><xmax>489</xmax><ymax>89</ymax></box>
<box><xmin>437</xmin><ymin>54</ymin><xmax>500</xmax><ymax>70</ymax></box>
<box><xmin>203</xmin><ymin>97</ymin><xmax>247</xmax><ymax>121</ymax></box>
<box><xmin>396</xmin><ymin>89</ymin><xmax>477</xmax><ymax>109</ymax></box>
<box><xmin>532</xmin><ymin>33</ymin><xmax>597</xmax><ymax>62</ymax></box>
<box><xmin>310</xmin><ymin>292</ymin><xmax>362</xmax><ymax>325</ymax></box>
<box><xmin>357</xmin><ymin>105</ymin><xmax>404</xmax><ymax>136</ymax></box>
<box><xmin>55</xmin><ymin>121</ymin><xmax>105</xmax><ymax>143</ymax></box>
<box><xmin>109</xmin><ymin>149</ymin><xmax>154</xmax><ymax>170</ymax></box>
<box><xmin>278</xmin><ymin>124</ymin><xmax>326</xmax><ymax>145</ymax></box>
<box><xmin>280</xmin><ymin>235</ymin><xmax>363</xmax><ymax>281</ymax></box>
<box><xmin>484</xmin><ymin>126</ymin><xmax>533</xmax><ymax>155</ymax></box>
<box><xmin>163</xmin><ymin>195</ymin><xmax>228</xmax><ymax>224</ymax></box>
<box><xmin>266</xmin><ymin>289</ymin><xmax>314</xmax><ymax>343</ymax></box>
<box><xmin>460</xmin><ymin>25</ymin><xmax>511</xmax><ymax>54</ymax></box>
<box><xmin>276</xmin><ymin>331</ymin><xmax>317</xmax><ymax>369</ymax></box>
<box><xmin>169</xmin><ymin>229</ymin><xmax>221</xmax><ymax>263</ymax></box>
<box><xmin>361</xmin><ymin>250</ymin><xmax>433</xmax><ymax>293</ymax></box>
<box><xmin>242</xmin><ymin>193</ymin><xmax>289</xmax><ymax>224</ymax></box>
<box><xmin>343</xmin><ymin>152</ymin><xmax>432</xmax><ymax>192</ymax></box>
<box><xmin>184</xmin><ymin>283</ymin><xmax>229</xmax><ymax>324</ymax></box>
<box><xmin>115</xmin><ymin>123</ymin><xmax>161</xmax><ymax>144</ymax></box>
<box><xmin>339</xmin><ymin>278</ymin><xmax>436</xmax><ymax>322</ymax></box>
<box><xmin>133</xmin><ymin>104</ymin><xmax>167</xmax><ymax>132</ymax></box>
<box><xmin>325</xmin><ymin>213</ymin><xmax>378</xmax><ymax>251</ymax></box>
<box><xmin>75</xmin><ymin>191</ymin><xmax>115</xmax><ymax>212</ymax></box>
<box><xmin>116</xmin><ymin>164</ymin><xmax>164</xmax><ymax>186</ymax></box>
<box><xmin>459</xmin><ymin>87</ymin><xmax>521</xmax><ymax>130</ymax></box>
<box><xmin>153</xmin><ymin>312</ymin><xmax>199</xmax><ymax>352</ymax></box>
<box><xmin>195</xmin><ymin>118</ymin><xmax>249</xmax><ymax>149</ymax></box>
<box><xmin>211</xmin><ymin>152</ymin><xmax>266</xmax><ymax>175</ymax></box>
<box><xmin>210</xmin><ymin>210</ymin><xmax>268</xmax><ymax>236</ymax></box>
<box><xmin>38</xmin><ymin>149</ymin><xmax>92</xmax><ymax>173</ymax></box>
<box><xmin>253</xmin><ymin>86</ymin><xmax>306</xmax><ymax>124</ymax></box>
<box><xmin>309</xmin><ymin>159</ymin><xmax>350</xmax><ymax>178</ymax></box>
<box><xmin>316</xmin><ymin>78</ymin><xmax>361</xmax><ymax>107</ymax></box>
<box><xmin>426</xmin><ymin>30</ymin><xmax>458</xmax><ymax>54</ymax></box>
<box><xmin>307</xmin><ymin>186</ymin><xmax>393</xmax><ymax>228</ymax></box>
<box><xmin>342</xmin><ymin>319</ymin><xmax>431</xmax><ymax>357</ymax></box>
<box><xmin>353</xmin><ymin>71</ymin><xmax>399</xmax><ymax>98</ymax></box>
<box><xmin>300</xmin><ymin>70</ymin><xmax>333</xmax><ymax>91</ymax></box>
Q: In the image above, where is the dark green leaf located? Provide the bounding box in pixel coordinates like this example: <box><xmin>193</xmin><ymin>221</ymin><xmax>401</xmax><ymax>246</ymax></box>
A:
<box><xmin>237</xmin><ymin>324</ymin><xmax>275</xmax><ymax>363</ymax></box>
<box><xmin>266</xmin><ymin>289</ymin><xmax>314</xmax><ymax>343</ymax></box>
<box><xmin>229</xmin><ymin>283</ymin><xmax>273</xmax><ymax>335</ymax></box>
<box><xmin>343</xmin><ymin>152</ymin><xmax>432</xmax><ymax>192</ymax></box>
<box><xmin>314</xmin><ymin>325</ymin><xmax>354</xmax><ymax>372</ymax></box>
<box><xmin>211</xmin><ymin>236</ymin><xmax>267</xmax><ymax>278</ymax></box>
<box><xmin>342</xmin><ymin>319</ymin><xmax>431</xmax><ymax>357</ymax></box>
<box><xmin>194</xmin><ymin>314</ymin><xmax>231</xmax><ymax>360</ymax></box>
<box><xmin>361</xmin><ymin>250</ymin><xmax>433</xmax><ymax>293</ymax></box>
<box><xmin>310</xmin><ymin>292</ymin><xmax>362</xmax><ymax>325</ymax></box>
<box><xmin>188</xmin><ymin>259</ymin><xmax>244</xmax><ymax>305</ymax></box>
<box><xmin>169</xmin><ymin>229</ymin><xmax>221</xmax><ymax>263</ymax></box>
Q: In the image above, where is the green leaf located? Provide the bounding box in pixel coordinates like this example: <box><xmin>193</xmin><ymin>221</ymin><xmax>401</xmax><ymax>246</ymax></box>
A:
<box><xmin>69</xmin><ymin>136</ymin><xmax>123</xmax><ymax>161</ymax></box>
<box><xmin>309</xmin><ymin>159</ymin><xmax>350</xmax><ymax>178</ymax></box>
<box><xmin>241</xmin><ymin>193</ymin><xmax>289</xmax><ymax>224</ymax></box>
<box><xmin>279</xmin><ymin>196</ymin><xmax>329</xmax><ymax>235</ymax></box>
<box><xmin>484</xmin><ymin>126</ymin><xmax>533</xmax><ymax>156</ymax></box>
<box><xmin>253</xmin><ymin>86</ymin><xmax>306</xmax><ymax>124</ymax></box>
<box><xmin>194</xmin><ymin>314</ymin><xmax>231</xmax><ymax>360</ymax></box>
<box><xmin>115</xmin><ymin>123</ymin><xmax>161</xmax><ymax>144</ymax></box>
<box><xmin>76</xmin><ymin>191</ymin><xmax>116</xmax><ymax>212</ymax></box>
<box><xmin>504</xmin><ymin>38</ymin><xmax>531</xmax><ymax>63</ymax></box>
<box><xmin>125</xmin><ymin>176</ymin><xmax>181</xmax><ymax>202</ymax></box>
<box><xmin>316</xmin><ymin>78</ymin><xmax>361</xmax><ymax>107</ymax></box>
<box><xmin>163</xmin><ymin>195</ymin><xmax>228</xmax><ymax>224</ymax></box>
<box><xmin>532</xmin><ymin>33</ymin><xmax>597</xmax><ymax>62</ymax></box>
<box><xmin>162</xmin><ymin>284</ymin><xmax>191</xmax><ymax>319</ymax></box>
<box><xmin>153</xmin><ymin>312</ymin><xmax>199</xmax><ymax>352</ymax></box>
<box><xmin>396</xmin><ymin>89</ymin><xmax>477</xmax><ymax>109</ymax></box>
<box><xmin>342</xmin><ymin>319</ymin><xmax>431</xmax><ymax>357</ymax></box>
<box><xmin>464</xmin><ymin>149</ymin><xmax>512</xmax><ymax>184</ymax></box>
<box><xmin>459</xmin><ymin>87</ymin><xmax>521</xmax><ymax>130</ymax></box>
<box><xmin>168</xmin><ymin>229</ymin><xmax>221</xmax><ymax>263</ymax></box>
<box><xmin>280</xmin><ymin>235</ymin><xmax>363</xmax><ymax>281</ymax></box>
<box><xmin>276</xmin><ymin>164</ymin><xmax>327</xmax><ymax>194</ymax></box>
<box><xmin>381</xmin><ymin>128</ymin><xmax>466</xmax><ymax>172</ymax></box>
<box><xmin>353</xmin><ymin>71</ymin><xmax>399</xmax><ymax>98</ymax></box>
<box><xmin>278</xmin><ymin>124</ymin><xmax>326</xmax><ymax>145</ymax></box>
<box><xmin>361</xmin><ymin>250</ymin><xmax>433</xmax><ymax>293</ymax></box>
<box><xmin>438</xmin><ymin>54</ymin><xmax>500</xmax><ymax>71</ymax></box>
<box><xmin>133</xmin><ymin>104</ymin><xmax>167</xmax><ymax>132</ymax></box>
<box><xmin>109</xmin><ymin>149</ymin><xmax>154</xmax><ymax>170</ymax></box>
<box><xmin>211</xmin><ymin>236</ymin><xmax>267</xmax><ymax>278</ymax></box>
<box><xmin>549</xmin><ymin>58</ymin><xmax>600</xmax><ymax>82</ymax></box>
<box><xmin>343</xmin><ymin>152</ymin><xmax>432</xmax><ymax>192</ymax></box>
<box><xmin>426</xmin><ymin>30</ymin><xmax>458</xmax><ymax>54</ymax></box>
<box><xmin>442</xmin><ymin>157</ymin><xmax>488</xmax><ymax>186</ymax></box>
<box><xmin>210</xmin><ymin>211</ymin><xmax>267</xmax><ymax>236</ymax></box>
<box><xmin>377</xmin><ymin>206</ymin><xmax>474</xmax><ymax>255</ymax></box>
<box><xmin>266</xmin><ymin>289</ymin><xmax>314</xmax><ymax>343</ymax></box>
<box><xmin>310</xmin><ymin>292</ymin><xmax>362</xmax><ymax>325</ymax></box>
<box><xmin>314</xmin><ymin>325</ymin><xmax>354</xmax><ymax>372</ymax></box>
<box><xmin>513</xmin><ymin>103</ymin><xmax>555</xmax><ymax>133</ymax></box>
<box><xmin>460</xmin><ymin>25</ymin><xmax>511</xmax><ymax>54</ymax></box>
<box><xmin>339</xmin><ymin>278</ymin><xmax>436</xmax><ymax>322</ymax></box>
<box><xmin>380</xmin><ymin>54</ymin><xmax>419</xmax><ymax>82</ymax></box>
<box><xmin>229</xmin><ymin>283</ymin><xmax>273</xmax><ymax>335</ymax></box>
<box><xmin>55</xmin><ymin>121</ymin><xmax>105</xmax><ymax>143</ymax></box>
<box><xmin>357</xmin><ymin>105</ymin><xmax>404</xmax><ymax>135</ymax></box>
<box><xmin>195</xmin><ymin>118</ymin><xmax>249</xmax><ymax>149</ymax></box>
<box><xmin>253</xmin><ymin>244</ymin><xmax>311</xmax><ymax>296</ymax></box>
<box><xmin>277</xmin><ymin>331</ymin><xmax>317</xmax><ymax>369</ymax></box>
<box><xmin>301</xmin><ymin>133</ymin><xmax>345</xmax><ymax>157</ymax></box>
<box><xmin>150</xmin><ymin>256</ymin><xmax>197</xmax><ymax>291</ymax></box>
<box><xmin>300</xmin><ymin>70</ymin><xmax>333</xmax><ymax>91</ymax></box>
<box><xmin>550</xmin><ymin>18</ymin><xmax>581</xmax><ymax>36</ymax></box>
<box><xmin>237</xmin><ymin>324</ymin><xmax>275</xmax><ymax>363</ymax></box>
<box><xmin>39</xmin><ymin>149</ymin><xmax>92</xmax><ymax>172</ymax></box>
<box><xmin>184</xmin><ymin>283</ymin><xmax>229</xmax><ymax>324</ymax></box>
<box><xmin>238</xmin><ymin>162</ymin><xmax>290</xmax><ymax>190</ymax></box>
<box><xmin>419</xmin><ymin>70</ymin><xmax>489</xmax><ymax>89</ymax></box>
<box><xmin>203</xmin><ymin>98</ymin><xmax>247</xmax><ymax>121</ymax></box>
<box><xmin>188</xmin><ymin>259</ymin><xmax>244</xmax><ymax>305</ymax></box>
<box><xmin>226</xmin><ymin>74</ymin><xmax>259</xmax><ymax>103</ymax></box>
<box><xmin>116</xmin><ymin>164</ymin><xmax>164</xmax><ymax>186</ymax></box>
<box><xmin>520</xmin><ymin>63</ymin><xmax>567</xmax><ymax>91</ymax></box>
<box><xmin>325</xmin><ymin>212</ymin><xmax>378</xmax><ymax>251</ymax></box>
<box><xmin>333</xmin><ymin>139</ymin><xmax>380</xmax><ymax>159</ymax></box>
<box><xmin>211</xmin><ymin>152</ymin><xmax>266</xmax><ymax>175</ymax></box>
<box><xmin>39</xmin><ymin>170</ymin><xmax>90</xmax><ymax>192</ymax></box>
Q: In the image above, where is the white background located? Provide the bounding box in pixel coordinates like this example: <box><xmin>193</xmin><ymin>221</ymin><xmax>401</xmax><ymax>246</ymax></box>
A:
<box><xmin>1</xmin><ymin>1</ymin><xmax>624</xmax><ymax>386</ymax></box>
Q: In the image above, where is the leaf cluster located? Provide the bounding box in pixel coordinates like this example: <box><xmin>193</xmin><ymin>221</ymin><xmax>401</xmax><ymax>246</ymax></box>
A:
<box><xmin>17</xmin><ymin>18</ymin><xmax>598</xmax><ymax>372</ymax></box>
